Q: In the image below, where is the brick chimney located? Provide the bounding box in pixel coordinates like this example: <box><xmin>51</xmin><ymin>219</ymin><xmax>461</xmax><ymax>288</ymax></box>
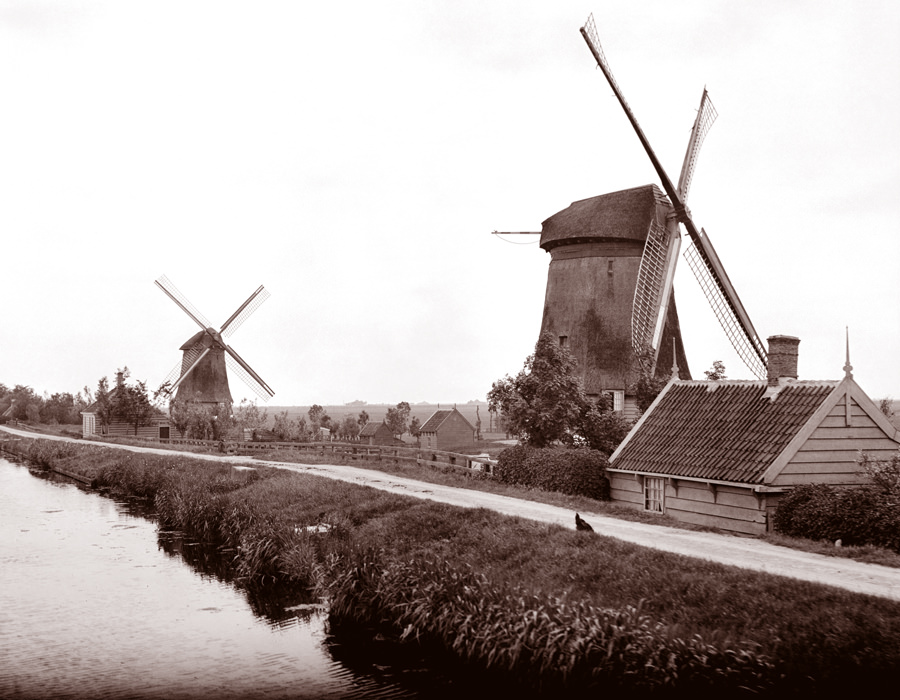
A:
<box><xmin>766</xmin><ymin>335</ymin><xmax>800</xmax><ymax>386</ymax></box>
<box><xmin>116</xmin><ymin>371</ymin><xmax>125</xmax><ymax>389</ymax></box>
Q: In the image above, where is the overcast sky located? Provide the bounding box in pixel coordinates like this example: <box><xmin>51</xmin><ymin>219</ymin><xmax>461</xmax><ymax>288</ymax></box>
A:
<box><xmin>2</xmin><ymin>0</ymin><xmax>898</xmax><ymax>407</ymax></box>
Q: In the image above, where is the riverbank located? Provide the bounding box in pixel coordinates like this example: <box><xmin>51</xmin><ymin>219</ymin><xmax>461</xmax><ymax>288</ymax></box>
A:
<box><xmin>3</xmin><ymin>435</ymin><xmax>900</xmax><ymax>696</ymax></box>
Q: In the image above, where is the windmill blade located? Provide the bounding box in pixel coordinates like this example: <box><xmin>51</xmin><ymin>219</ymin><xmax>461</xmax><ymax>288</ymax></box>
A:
<box><xmin>224</xmin><ymin>345</ymin><xmax>274</xmax><ymax>400</ymax></box>
<box><xmin>220</xmin><ymin>285</ymin><xmax>270</xmax><ymax>338</ymax></box>
<box><xmin>580</xmin><ymin>15</ymin><xmax>682</xmax><ymax>215</ymax></box>
<box><xmin>677</xmin><ymin>88</ymin><xmax>718</xmax><ymax>204</ymax></box>
<box><xmin>683</xmin><ymin>230</ymin><xmax>768</xmax><ymax>379</ymax></box>
<box><xmin>581</xmin><ymin>14</ymin><xmax>767</xmax><ymax>378</ymax></box>
<box><xmin>155</xmin><ymin>275</ymin><xmax>213</xmax><ymax>331</ymax></box>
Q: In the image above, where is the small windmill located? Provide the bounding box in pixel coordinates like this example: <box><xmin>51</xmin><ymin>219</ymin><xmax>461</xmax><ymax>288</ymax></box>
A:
<box><xmin>155</xmin><ymin>275</ymin><xmax>274</xmax><ymax>405</ymax></box>
<box><xmin>580</xmin><ymin>13</ymin><xmax>767</xmax><ymax>379</ymax></box>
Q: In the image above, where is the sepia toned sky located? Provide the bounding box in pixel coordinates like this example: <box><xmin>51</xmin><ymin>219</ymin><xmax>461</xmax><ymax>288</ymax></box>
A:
<box><xmin>1</xmin><ymin>0</ymin><xmax>898</xmax><ymax>406</ymax></box>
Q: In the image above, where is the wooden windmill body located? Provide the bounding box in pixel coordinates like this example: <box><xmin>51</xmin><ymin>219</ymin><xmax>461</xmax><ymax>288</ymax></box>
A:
<box><xmin>539</xmin><ymin>184</ymin><xmax>690</xmax><ymax>410</ymax></box>
<box><xmin>156</xmin><ymin>276</ymin><xmax>274</xmax><ymax>408</ymax></box>
<box><xmin>176</xmin><ymin>329</ymin><xmax>233</xmax><ymax>404</ymax></box>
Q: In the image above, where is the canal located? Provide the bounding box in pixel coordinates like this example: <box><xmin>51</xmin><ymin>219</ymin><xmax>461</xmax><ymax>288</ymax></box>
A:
<box><xmin>0</xmin><ymin>456</ymin><xmax>443</xmax><ymax>699</ymax></box>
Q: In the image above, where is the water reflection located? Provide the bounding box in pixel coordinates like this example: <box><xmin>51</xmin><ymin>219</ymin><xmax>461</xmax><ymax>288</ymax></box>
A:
<box><xmin>0</xmin><ymin>457</ymin><xmax>426</xmax><ymax>699</ymax></box>
<box><xmin>156</xmin><ymin>531</ymin><xmax>323</xmax><ymax>628</ymax></box>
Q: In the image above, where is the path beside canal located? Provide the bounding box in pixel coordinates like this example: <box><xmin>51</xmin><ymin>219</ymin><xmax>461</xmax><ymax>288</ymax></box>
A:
<box><xmin>4</xmin><ymin>424</ymin><xmax>900</xmax><ymax>602</ymax></box>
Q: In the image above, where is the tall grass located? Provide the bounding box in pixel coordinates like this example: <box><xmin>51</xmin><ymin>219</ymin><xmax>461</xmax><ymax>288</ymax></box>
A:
<box><xmin>8</xmin><ymin>437</ymin><xmax>900</xmax><ymax>696</ymax></box>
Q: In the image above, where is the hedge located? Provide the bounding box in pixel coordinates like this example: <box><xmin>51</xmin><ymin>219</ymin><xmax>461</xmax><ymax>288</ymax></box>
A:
<box><xmin>495</xmin><ymin>445</ymin><xmax>610</xmax><ymax>500</ymax></box>
<box><xmin>773</xmin><ymin>483</ymin><xmax>900</xmax><ymax>553</ymax></box>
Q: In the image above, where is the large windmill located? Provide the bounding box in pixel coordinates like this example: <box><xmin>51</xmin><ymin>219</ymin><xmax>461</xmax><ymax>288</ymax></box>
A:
<box><xmin>506</xmin><ymin>15</ymin><xmax>767</xmax><ymax>417</ymax></box>
<box><xmin>155</xmin><ymin>275</ymin><xmax>274</xmax><ymax>406</ymax></box>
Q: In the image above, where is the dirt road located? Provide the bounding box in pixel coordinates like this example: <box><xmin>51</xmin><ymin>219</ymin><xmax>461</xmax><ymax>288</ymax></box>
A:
<box><xmin>4</xmin><ymin>425</ymin><xmax>900</xmax><ymax>602</ymax></box>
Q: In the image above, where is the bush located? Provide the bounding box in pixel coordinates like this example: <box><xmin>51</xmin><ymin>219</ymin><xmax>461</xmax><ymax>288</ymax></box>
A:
<box><xmin>773</xmin><ymin>483</ymin><xmax>900</xmax><ymax>553</ymax></box>
<box><xmin>494</xmin><ymin>445</ymin><xmax>610</xmax><ymax>500</ymax></box>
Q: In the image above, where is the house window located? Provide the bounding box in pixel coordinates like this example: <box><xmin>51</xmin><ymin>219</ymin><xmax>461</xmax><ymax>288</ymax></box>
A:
<box><xmin>602</xmin><ymin>390</ymin><xmax>625</xmax><ymax>412</ymax></box>
<box><xmin>559</xmin><ymin>335</ymin><xmax>568</xmax><ymax>348</ymax></box>
<box><xmin>644</xmin><ymin>477</ymin><xmax>665</xmax><ymax>513</ymax></box>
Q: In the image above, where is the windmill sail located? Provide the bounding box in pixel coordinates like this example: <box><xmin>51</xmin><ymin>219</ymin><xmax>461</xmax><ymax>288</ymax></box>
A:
<box><xmin>677</xmin><ymin>89</ymin><xmax>717</xmax><ymax>204</ymax></box>
<box><xmin>580</xmin><ymin>14</ymin><xmax>767</xmax><ymax>378</ymax></box>
<box><xmin>632</xmin><ymin>213</ymin><xmax>680</xmax><ymax>357</ymax></box>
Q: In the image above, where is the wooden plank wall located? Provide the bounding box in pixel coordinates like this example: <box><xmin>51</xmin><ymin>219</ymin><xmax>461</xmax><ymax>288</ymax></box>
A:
<box><xmin>434</xmin><ymin>413</ymin><xmax>475</xmax><ymax>450</ymax></box>
<box><xmin>609</xmin><ymin>473</ymin><xmax>769</xmax><ymax>536</ymax></box>
<box><xmin>774</xmin><ymin>399</ymin><xmax>899</xmax><ymax>487</ymax></box>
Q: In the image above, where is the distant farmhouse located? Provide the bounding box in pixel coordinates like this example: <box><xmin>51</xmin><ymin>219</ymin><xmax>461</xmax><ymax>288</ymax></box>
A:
<box><xmin>608</xmin><ymin>336</ymin><xmax>900</xmax><ymax>535</ymax></box>
<box><xmin>81</xmin><ymin>374</ymin><xmax>170</xmax><ymax>440</ymax></box>
<box><xmin>419</xmin><ymin>408</ymin><xmax>476</xmax><ymax>450</ymax></box>
<box><xmin>358</xmin><ymin>421</ymin><xmax>395</xmax><ymax>446</ymax></box>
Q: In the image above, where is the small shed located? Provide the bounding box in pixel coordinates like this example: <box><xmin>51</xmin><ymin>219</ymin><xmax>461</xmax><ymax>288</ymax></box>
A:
<box><xmin>419</xmin><ymin>408</ymin><xmax>476</xmax><ymax>450</ymax></box>
<box><xmin>608</xmin><ymin>336</ymin><xmax>900</xmax><ymax>535</ymax></box>
<box><xmin>358</xmin><ymin>421</ymin><xmax>395</xmax><ymax>446</ymax></box>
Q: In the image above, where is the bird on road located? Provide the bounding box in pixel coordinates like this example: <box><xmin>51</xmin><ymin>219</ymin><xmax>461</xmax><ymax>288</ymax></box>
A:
<box><xmin>575</xmin><ymin>513</ymin><xmax>594</xmax><ymax>532</ymax></box>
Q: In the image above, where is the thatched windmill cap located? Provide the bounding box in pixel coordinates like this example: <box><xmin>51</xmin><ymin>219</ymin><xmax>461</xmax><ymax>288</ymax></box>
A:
<box><xmin>540</xmin><ymin>184</ymin><xmax>671</xmax><ymax>251</ymax></box>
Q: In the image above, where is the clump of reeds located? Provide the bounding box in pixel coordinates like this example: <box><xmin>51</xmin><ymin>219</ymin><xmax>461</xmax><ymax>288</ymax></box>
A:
<box><xmin>327</xmin><ymin>553</ymin><xmax>776</xmax><ymax>696</ymax></box>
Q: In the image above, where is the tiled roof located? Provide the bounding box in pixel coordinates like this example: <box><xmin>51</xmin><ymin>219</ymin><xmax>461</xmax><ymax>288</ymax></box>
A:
<box><xmin>420</xmin><ymin>410</ymin><xmax>453</xmax><ymax>433</ymax></box>
<box><xmin>358</xmin><ymin>421</ymin><xmax>386</xmax><ymax>437</ymax></box>
<box><xmin>611</xmin><ymin>380</ymin><xmax>837</xmax><ymax>484</ymax></box>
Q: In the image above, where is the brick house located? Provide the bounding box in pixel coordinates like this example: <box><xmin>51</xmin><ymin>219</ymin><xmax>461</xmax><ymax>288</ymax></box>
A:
<box><xmin>419</xmin><ymin>408</ymin><xmax>476</xmax><ymax>450</ymax></box>
<box><xmin>608</xmin><ymin>336</ymin><xmax>900</xmax><ymax>535</ymax></box>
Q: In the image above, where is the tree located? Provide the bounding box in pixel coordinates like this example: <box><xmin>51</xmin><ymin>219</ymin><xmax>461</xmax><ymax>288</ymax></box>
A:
<box><xmin>578</xmin><ymin>394</ymin><xmax>631</xmax><ymax>456</ymax></box>
<box><xmin>94</xmin><ymin>377</ymin><xmax>114</xmax><ymax>430</ymax></box>
<box><xmin>308</xmin><ymin>404</ymin><xmax>325</xmax><ymax>428</ymax></box>
<box><xmin>384</xmin><ymin>401</ymin><xmax>411</xmax><ymax>438</ymax></box>
<box><xmin>704</xmin><ymin>360</ymin><xmax>727</xmax><ymax>381</ymax></box>
<box><xmin>487</xmin><ymin>332</ymin><xmax>587</xmax><ymax>448</ymax></box>
<box><xmin>273</xmin><ymin>410</ymin><xmax>298</xmax><ymax>441</ymax></box>
<box><xmin>41</xmin><ymin>392</ymin><xmax>78</xmax><ymax>425</ymax></box>
<box><xmin>112</xmin><ymin>380</ymin><xmax>154</xmax><ymax>435</ymax></box>
<box><xmin>339</xmin><ymin>414</ymin><xmax>359</xmax><ymax>441</ymax></box>
<box><xmin>408</xmin><ymin>416</ymin><xmax>421</xmax><ymax>437</ymax></box>
<box><xmin>357</xmin><ymin>410</ymin><xmax>369</xmax><ymax>428</ymax></box>
<box><xmin>234</xmin><ymin>399</ymin><xmax>267</xmax><ymax>438</ymax></box>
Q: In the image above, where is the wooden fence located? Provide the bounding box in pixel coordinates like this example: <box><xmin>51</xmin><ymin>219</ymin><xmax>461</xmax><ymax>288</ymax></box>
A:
<box><xmin>156</xmin><ymin>438</ymin><xmax>497</xmax><ymax>477</ymax></box>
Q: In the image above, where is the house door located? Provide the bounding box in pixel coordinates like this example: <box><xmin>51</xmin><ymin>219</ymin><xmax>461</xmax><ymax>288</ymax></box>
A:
<box><xmin>159</xmin><ymin>426</ymin><xmax>170</xmax><ymax>440</ymax></box>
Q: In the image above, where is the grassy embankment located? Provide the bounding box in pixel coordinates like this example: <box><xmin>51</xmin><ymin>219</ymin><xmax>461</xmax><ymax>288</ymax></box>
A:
<box><xmin>4</xmin><ymin>437</ymin><xmax>900</xmax><ymax>697</ymax></box>
<box><xmin>42</xmin><ymin>421</ymin><xmax>900</xmax><ymax>568</ymax></box>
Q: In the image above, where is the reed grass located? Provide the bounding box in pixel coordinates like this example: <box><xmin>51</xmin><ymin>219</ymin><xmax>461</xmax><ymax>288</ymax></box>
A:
<box><xmin>6</xmin><ymin>437</ymin><xmax>900</xmax><ymax>696</ymax></box>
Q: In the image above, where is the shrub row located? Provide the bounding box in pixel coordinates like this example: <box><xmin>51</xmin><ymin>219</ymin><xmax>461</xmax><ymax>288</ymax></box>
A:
<box><xmin>773</xmin><ymin>484</ymin><xmax>900</xmax><ymax>552</ymax></box>
<box><xmin>495</xmin><ymin>445</ymin><xmax>610</xmax><ymax>500</ymax></box>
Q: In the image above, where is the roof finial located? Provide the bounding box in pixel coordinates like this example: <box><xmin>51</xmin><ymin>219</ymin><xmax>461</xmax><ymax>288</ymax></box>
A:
<box><xmin>671</xmin><ymin>337</ymin><xmax>679</xmax><ymax>381</ymax></box>
<box><xmin>843</xmin><ymin>326</ymin><xmax>853</xmax><ymax>379</ymax></box>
